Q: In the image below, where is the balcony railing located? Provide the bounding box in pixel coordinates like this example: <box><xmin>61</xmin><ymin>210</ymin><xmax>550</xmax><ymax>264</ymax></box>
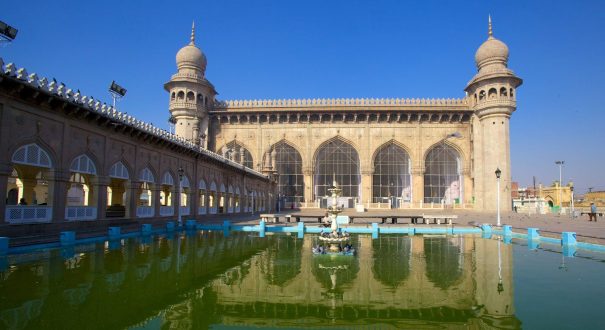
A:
<box><xmin>66</xmin><ymin>206</ymin><xmax>97</xmax><ymax>221</ymax></box>
<box><xmin>136</xmin><ymin>206</ymin><xmax>155</xmax><ymax>218</ymax></box>
<box><xmin>160</xmin><ymin>206</ymin><xmax>174</xmax><ymax>217</ymax></box>
<box><xmin>198</xmin><ymin>206</ymin><xmax>207</xmax><ymax>215</ymax></box>
<box><xmin>179</xmin><ymin>206</ymin><xmax>190</xmax><ymax>216</ymax></box>
<box><xmin>5</xmin><ymin>206</ymin><xmax>52</xmax><ymax>224</ymax></box>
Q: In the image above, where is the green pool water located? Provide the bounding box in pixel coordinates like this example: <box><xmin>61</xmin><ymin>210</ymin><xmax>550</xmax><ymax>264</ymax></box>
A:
<box><xmin>0</xmin><ymin>232</ymin><xmax>604</xmax><ymax>329</ymax></box>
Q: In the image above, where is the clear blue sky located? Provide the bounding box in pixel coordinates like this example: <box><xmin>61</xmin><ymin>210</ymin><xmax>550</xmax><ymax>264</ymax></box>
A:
<box><xmin>2</xmin><ymin>0</ymin><xmax>604</xmax><ymax>194</ymax></box>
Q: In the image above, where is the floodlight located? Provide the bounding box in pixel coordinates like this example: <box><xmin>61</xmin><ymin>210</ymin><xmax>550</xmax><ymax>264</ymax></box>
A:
<box><xmin>0</xmin><ymin>21</ymin><xmax>18</xmax><ymax>41</ymax></box>
<box><xmin>109</xmin><ymin>81</ymin><xmax>127</xmax><ymax>97</ymax></box>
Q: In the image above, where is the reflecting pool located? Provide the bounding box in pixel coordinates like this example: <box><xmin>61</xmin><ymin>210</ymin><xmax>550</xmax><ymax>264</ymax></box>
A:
<box><xmin>0</xmin><ymin>232</ymin><xmax>604</xmax><ymax>329</ymax></box>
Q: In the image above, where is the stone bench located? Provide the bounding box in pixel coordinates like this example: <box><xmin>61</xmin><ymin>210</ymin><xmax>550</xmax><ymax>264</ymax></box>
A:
<box><xmin>422</xmin><ymin>214</ymin><xmax>458</xmax><ymax>225</ymax></box>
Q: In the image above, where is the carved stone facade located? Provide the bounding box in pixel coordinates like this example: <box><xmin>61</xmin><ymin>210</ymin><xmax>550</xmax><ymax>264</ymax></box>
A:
<box><xmin>167</xmin><ymin>18</ymin><xmax>521</xmax><ymax>211</ymax></box>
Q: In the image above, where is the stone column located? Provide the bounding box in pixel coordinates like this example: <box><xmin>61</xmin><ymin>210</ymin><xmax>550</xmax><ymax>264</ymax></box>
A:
<box><xmin>189</xmin><ymin>186</ymin><xmax>198</xmax><ymax>219</ymax></box>
<box><xmin>50</xmin><ymin>170</ymin><xmax>70</xmax><ymax>222</ymax></box>
<box><xmin>21</xmin><ymin>178</ymin><xmax>37</xmax><ymax>206</ymax></box>
<box><xmin>411</xmin><ymin>167</ymin><xmax>424</xmax><ymax>208</ymax></box>
<box><xmin>91</xmin><ymin>176</ymin><xmax>109</xmax><ymax>220</ymax></box>
<box><xmin>302</xmin><ymin>167</ymin><xmax>313</xmax><ymax>206</ymax></box>
<box><xmin>128</xmin><ymin>181</ymin><xmax>141</xmax><ymax>219</ymax></box>
<box><xmin>153</xmin><ymin>185</ymin><xmax>162</xmax><ymax>218</ymax></box>
<box><xmin>360</xmin><ymin>167</ymin><xmax>373</xmax><ymax>206</ymax></box>
<box><xmin>0</xmin><ymin>164</ymin><xmax>10</xmax><ymax>221</ymax></box>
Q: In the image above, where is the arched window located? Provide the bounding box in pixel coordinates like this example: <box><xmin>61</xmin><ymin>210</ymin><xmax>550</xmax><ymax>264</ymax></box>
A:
<box><xmin>171</xmin><ymin>92</ymin><xmax>176</xmax><ymax>101</ymax></box>
<box><xmin>12</xmin><ymin>143</ymin><xmax>52</xmax><ymax>168</ymax></box>
<box><xmin>197</xmin><ymin>93</ymin><xmax>203</xmax><ymax>104</ymax></box>
<box><xmin>209</xmin><ymin>181</ymin><xmax>217</xmax><ymax>214</ymax></box>
<box><xmin>424</xmin><ymin>144</ymin><xmax>462</xmax><ymax>204</ymax></box>
<box><xmin>372</xmin><ymin>143</ymin><xmax>411</xmax><ymax>204</ymax></box>
<box><xmin>186</xmin><ymin>91</ymin><xmax>195</xmax><ymax>102</ymax></box>
<box><xmin>273</xmin><ymin>141</ymin><xmax>304</xmax><ymax>204</ymax></box>
<box><xmin>223</xmin><ymin>141</ymin><xmax>253</xmax><ymax>169</ymax></box>
<box><xmin>109</xmin><ymin>161</ymin><xmax>129</xmax><ymax>180</ymax></box>
<box><xmin>177</xmin><ymin>91</ymin><xmax>185</xmax><ymax>101</ymax></box>
<box><xmin>500</xmin><ymin>87</ymin><xmax>508</xmax><ymax>97</ymax></box>
<box><xmin>510</xmin><ymin>88</ymin><xmax>514</xmax><ymax>98</ymax></box>
<box><xmin>70</xmin><ymin>154</ymin><xmax>97</xmax><ymax>175</ymax></box>
<box><xmin>314</xmin><ymin>138</ymin><xmax>360</xmax><ymax>199</ymax></box>
<box><xmin>479</xmin><ymin>90</ymin><xmax>486</xmax><ymax>101</ymax></box>
<box><xmin>488</xmin><ymin>88</ymin><xmax>497</xmax><ymax>99</ymax></box>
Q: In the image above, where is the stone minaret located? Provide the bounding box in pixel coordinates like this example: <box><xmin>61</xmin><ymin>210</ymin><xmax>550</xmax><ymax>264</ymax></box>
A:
<box><xmin>164</xmin><ymin>22</ymin><xmax>216</xmax><ymax>148</ymax></box>
<box><xmin>466</xmin><ymin>16</ymin><xmax>522</xmax><ymax>211</ymax></box>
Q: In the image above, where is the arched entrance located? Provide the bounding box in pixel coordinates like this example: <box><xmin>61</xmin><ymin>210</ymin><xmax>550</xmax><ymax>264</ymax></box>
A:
<box><xmin>136</xmin><ymin>167</ymin><xmax>155</xmax><ymax>218</ymax></box>
<box><xmin>66</xmin><ymin>154</ymin><xmax>98</xmax><ymax>220</ymax></box>
<box><xmin>6</xmin><ymin>143</ymin><xmax>53</xmax><ymax>223</ymax></box>
<box><xmin>107</xmin><ymin>161</ymin><xmax>130</xmax><ymax>218</ymax></box>
<box><xmin>160</xmin><ymin>172</ymin><xmax>175</xmax><ymax>216</ymax></box>
<box><xmin>198</xmin><ymin>179</ymin><xmax>207</xmax><ymax>215</ymax></box>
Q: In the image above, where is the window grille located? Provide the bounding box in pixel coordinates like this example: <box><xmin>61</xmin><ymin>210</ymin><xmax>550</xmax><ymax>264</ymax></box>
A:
<box><xmin>314</xmin><ymin>139</ymin><xmax>360</xmax><ymax>198</ymax></box>
<box><xmin>12</xmin><ymin>143</ymin><xmax>52</xmax><ymax>168</ymax></box>
<box><xmin>424</xmin><ymin>144</ymin><xmax>462</xmax><ymax>204</ymax></box>
<box><xmin>273</xmin><ymin>141</ymin><xmax>304</xmax><ymax>203</ymax></box>
<box><xmin>139</xmin><ymin>168</ymin><xmax>155</xmax><ymax>183</ymax></box>
<box><xmin>70</xmin><ymin>154</ymin><xmax>97</xmax><ymax>175</ymax></box>
<box><xmin>109</xmin><ymin>161</ymin><xmax>129</xmax><ymax>179</ymax></box>
<box><xmin>372</xmin><ymin>144</ymin><xmax>411</xmax><ymax>203</ymax></box>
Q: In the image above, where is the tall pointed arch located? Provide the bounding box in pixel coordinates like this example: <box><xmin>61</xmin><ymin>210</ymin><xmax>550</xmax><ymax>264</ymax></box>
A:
<box><xmin>313</xmin><ymin>137</ymin><xmax>360</xmax><ymax>200</ymax></box>
<box><xmin>424</xmin><ymin>144</ymin><xmax>462</xmax><ymax>204</ymax></box>
<box><xmin>221</xmin><ymin>141</ymin><xmax>253</xmax><ymax>169</ymax></box>
<box><xmin>372</xmin><ymin>142</ymin><xmax>412</xmax><ymax>204</ymax></box>
<box><xmin>272</xmin><ymin>140</ymin><xmax>304</xmax><ymax>204</ymax></box>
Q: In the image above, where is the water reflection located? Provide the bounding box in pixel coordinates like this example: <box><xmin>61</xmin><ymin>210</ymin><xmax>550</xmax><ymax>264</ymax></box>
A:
<box><xmin>0</xmin><ymin>233</ymin><xmax>524</xmax><ymax>329</ymax></box>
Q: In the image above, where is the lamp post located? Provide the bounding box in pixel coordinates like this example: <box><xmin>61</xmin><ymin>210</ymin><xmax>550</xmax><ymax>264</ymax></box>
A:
<box><xmin>177</xmin><ymin>166</ymin><xmax>184</xmax><ymax>227</ymax></box>
<box><xmin>570</xmin><ymin>186</ymin><xmax>575</xmax><ymax>219</ymax></box>
<box><xmin>495</xmin><ymin>168</ymin><xmax>501</xmax><ymax>227</ymax></box>
<box><xmin>555</xmin><ymin>160</ymin><xmax>564</xmax><ymax>208</ymax></box>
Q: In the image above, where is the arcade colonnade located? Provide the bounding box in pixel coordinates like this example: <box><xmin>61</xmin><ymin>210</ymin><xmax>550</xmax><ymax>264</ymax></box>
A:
<box><xmin>217</xmin><ymin>134</ymin><xmax>470</xmax><ymax>209</ymax></box>
<box><xmin>2</xmin><ymin>142</ymin><xmax>272</xmax><ymax>223</ymax></box>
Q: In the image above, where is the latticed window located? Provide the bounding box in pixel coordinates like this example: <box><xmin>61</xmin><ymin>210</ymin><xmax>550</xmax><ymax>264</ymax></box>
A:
<box><xmin>274</xmin><ymin>141</ymin><xmax>304</xmax><ymax>203</ymax></box>
<box><xmin>223</xmin><ymin>141</ymin><xmax>253</xmax><ymax>169</ymax></box>
<box><xmin>372</xmin><ymin>144</ymin><xmax>411</xmax><ymax>203</ymax></box>
<box><xmin>424</xmin><ymin>144</ymin><xmax>462</xmax><ymax>204</ymax></box>
<box><xmin>314</xmin><ymin>138</ymin><xmax>360</xmax><ymax>198</ymax></box>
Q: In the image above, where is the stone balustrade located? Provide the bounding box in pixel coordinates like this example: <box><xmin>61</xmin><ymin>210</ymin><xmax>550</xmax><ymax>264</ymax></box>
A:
<box><xmin>215</xmin><ymin>96</ymin><xmax>468</xmax><ymax>109</ymax></box>
<box><xmin>0</xmin><ymin>57</ymin><xmax>266</xmax><ymax>179</ymax></box>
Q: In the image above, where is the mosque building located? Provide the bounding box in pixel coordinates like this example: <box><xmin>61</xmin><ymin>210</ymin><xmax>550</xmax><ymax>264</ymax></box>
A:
<box><xmin>167</xmin><ymin>17</ymin><xmax>522</xmax><ymax>211</ymax></box>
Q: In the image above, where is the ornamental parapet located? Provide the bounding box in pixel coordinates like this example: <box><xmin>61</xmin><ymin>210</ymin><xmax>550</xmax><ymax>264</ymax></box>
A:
<box><xmin>213</xmin><ymin>97</ymin><xmax>469</xmax><ymax>112</ymax></box>
<box><xmin>0</xmin><ymin>57</ymin><xmax>267</xmax><ymax>180</ymax></box>
<box><xmin>169</xmin><ymin>101</ymin><xmax>207</xmax><ymax>112</ymax></box>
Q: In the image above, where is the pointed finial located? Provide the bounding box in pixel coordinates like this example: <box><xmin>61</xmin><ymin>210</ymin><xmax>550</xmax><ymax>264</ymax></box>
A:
<box><xmin>488</xmin><ymin>15</ymin><xmax>493</xmax><ymax>38</ymax></box>
<box><xmin>190</xmin><ymin>21</ymin><xmax>195</xmax><ymax>45</ymax></box>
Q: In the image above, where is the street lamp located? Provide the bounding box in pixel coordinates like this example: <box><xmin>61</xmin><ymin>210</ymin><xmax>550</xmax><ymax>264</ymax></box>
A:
<box><xmin>555</xmin><ymin>161</ymin><xmax>564</xmax><ymax>209</ymax></box>
<box><xmin>570</xmin><ymin>185</ymin><xmax>575</xmax><ymax>219</ymax></box>
<box><xmin>177</xmin><ymin>166</ymin><xmax>184</xmax><ymax>227</ymax></box>
<box><xmin>495</xmin><ymin>168</ymin><xmax>501</xmax><ymax>227</ymax></box>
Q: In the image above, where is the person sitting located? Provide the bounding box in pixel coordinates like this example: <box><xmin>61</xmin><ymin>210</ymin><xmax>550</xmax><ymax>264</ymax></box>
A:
<box><xmin>18</xmin><ymin>198</ymin><xmax>27</xmax><ymax>205</ymax></box>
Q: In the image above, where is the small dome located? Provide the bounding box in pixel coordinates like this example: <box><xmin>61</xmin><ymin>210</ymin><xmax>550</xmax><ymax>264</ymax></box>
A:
<box><xmin>475</xmin><ymin>37</ymin><xmax>509</xmax><ymax>67</ymax></box>
<box><xmin>176</xmin><ymin>44</ymin><xmax>207</xmax><ymax>72</ymax></box>
<box><xmin>175</xmin><ymin>22</ymin><xmax>207</xmax><ymax>73</ymax></box>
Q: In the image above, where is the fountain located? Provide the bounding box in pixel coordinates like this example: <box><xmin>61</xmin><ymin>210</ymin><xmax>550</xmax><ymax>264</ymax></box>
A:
<box><xmin>312</xmin><ymin>177</ymin><xmax>355</xmax><ymax>255</ymax></box>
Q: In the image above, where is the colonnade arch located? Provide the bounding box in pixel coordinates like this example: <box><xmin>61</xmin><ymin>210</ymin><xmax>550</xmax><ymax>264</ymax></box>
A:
<box><xmin>6</xmin><ymin>143</ymin><xmax>54</xmax><ymax>222</ymax></box>
<box><xmin>198</xmin><ymin>179</ymin><xmax>207</xmax><ymax>215</ymax></box>
<box><xmin>136</xmin><ymin>167</ymin><xmax>156</xmax><ymax>218</ymax></box>
<box><xmin>66</xmin><ymin>154</ymin><xmax>98</xmax><ymax>220</ymax></box>
<box><xmin>107</xmin><ymin>161</ymin><xmax>130</xmax><ymax>218</ymax></box>
<box><xmin>160</xmin><ymin>172</ymin><xmax>175</xmax><ymax>216</ymax></box>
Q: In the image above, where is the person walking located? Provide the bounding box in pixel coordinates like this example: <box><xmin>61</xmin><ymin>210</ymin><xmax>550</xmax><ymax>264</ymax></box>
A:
<box><xmin>589</xmin><ymin>202</ymin><xmax>597</xmax><ymax>222</ymax></box>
